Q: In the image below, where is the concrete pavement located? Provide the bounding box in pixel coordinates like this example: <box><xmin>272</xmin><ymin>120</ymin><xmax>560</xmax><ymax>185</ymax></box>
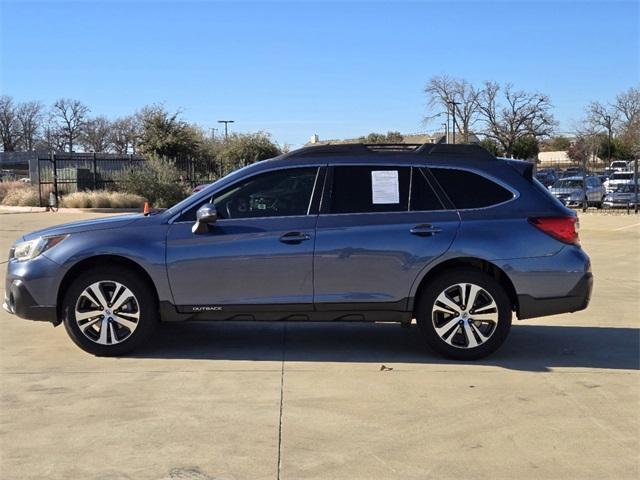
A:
<box><xmin>0</xmin><ymin>211</ymin><xmax>638</xmax><ymax>479</ymax></box>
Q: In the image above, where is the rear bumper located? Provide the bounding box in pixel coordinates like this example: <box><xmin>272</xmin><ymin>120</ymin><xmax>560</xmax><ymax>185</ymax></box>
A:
<box><xmin>517</xmin><ymin>272</ymin><xmax>593</xmax><ymax>319</ymax></box>
<box><xmin>3</xmin><ymin>279</ymin><xmax>57</xmax><ymax>323</ymax></box>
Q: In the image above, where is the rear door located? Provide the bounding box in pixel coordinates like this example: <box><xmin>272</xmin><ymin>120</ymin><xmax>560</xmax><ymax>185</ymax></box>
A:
<box><xmin>313</xmin><ymin>164</ymin><xmax>460</xmax><ymax>311</ymax></box>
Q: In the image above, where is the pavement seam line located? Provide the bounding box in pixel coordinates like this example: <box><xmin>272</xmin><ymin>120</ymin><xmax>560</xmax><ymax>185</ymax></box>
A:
<box><xmin>276</xmin><ymin>321</ymin><xmax>287</xmax><ymax>480</ymax></box>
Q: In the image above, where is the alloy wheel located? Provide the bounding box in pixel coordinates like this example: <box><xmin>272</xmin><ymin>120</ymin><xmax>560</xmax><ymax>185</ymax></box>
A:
<box><xmin>431</xmin><ymin>282</ymin><xmax>499</xmax><ymax>349</ymax></box>
<box><xmin>74</xmin><ymin>280</ymin><xmax>140</xmax><ymax>345</ymax></box>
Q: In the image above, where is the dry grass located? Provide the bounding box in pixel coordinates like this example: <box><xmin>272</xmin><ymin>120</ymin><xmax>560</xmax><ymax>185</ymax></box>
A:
<box><xmin>60</xmin><ymin>191</ymin><xmax>146</xmax><ymax>209</ymax></box>
<box><xmin>0</xmin><ymin>181</ymin><xmax>33</xmax><ymax>203</ymax></box>
<box><xmin>1</xmin><ymin>184</ymin><xmax>40</xmax><ymax>206</ymax></box>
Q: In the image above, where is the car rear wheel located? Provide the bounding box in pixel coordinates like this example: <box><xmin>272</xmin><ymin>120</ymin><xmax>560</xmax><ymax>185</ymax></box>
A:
<box><xmin>416</xmin><ymin>268</ymin><xmax>512</xmax><ymax>360</ymax></box>
<box><xmin>62</xmin><ymin>267</ymin><xmax>157</xmax><ymax>356</ymax></box>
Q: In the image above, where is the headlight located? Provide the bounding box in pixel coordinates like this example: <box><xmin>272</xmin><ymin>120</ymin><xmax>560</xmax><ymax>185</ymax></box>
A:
<box><xmin>12</xmin><ymin>235</ymin><xmax>68</xmax><ymax>262</ymax></box>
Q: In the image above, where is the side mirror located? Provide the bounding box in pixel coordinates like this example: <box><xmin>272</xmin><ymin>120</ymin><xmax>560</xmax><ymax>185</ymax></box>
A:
<box><xmin>192</xmin><ymin>203</ymin><xmax>217</xmax><ymax>234</ymax></box>
<box><xmin>197</xmin><ymin>203</ymin><xmax>218</xmax><ymax>224</ymax></box>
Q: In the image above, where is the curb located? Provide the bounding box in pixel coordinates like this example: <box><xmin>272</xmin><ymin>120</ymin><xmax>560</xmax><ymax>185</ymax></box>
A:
<box><xmin>0</xmin><ymin>206</ymin><xmax>142</xmax><ymax>214</ymax></box>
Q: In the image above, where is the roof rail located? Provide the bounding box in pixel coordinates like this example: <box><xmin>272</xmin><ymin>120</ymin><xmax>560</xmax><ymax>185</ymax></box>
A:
<box><xmin>284</xmin><ymin>142</ymin><xmax>496</xmax><ymax>161</ymax></box>
<box><xmin>415</xmin><ymin>143</ymin><xmax>496</xmax><ymax>161</ymax></box>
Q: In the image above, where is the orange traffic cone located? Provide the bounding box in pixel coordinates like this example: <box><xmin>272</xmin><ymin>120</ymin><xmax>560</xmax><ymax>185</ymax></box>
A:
<box><xmin>143</xmin><ymin>202</ymin><xmax>151</xmax><ymax>215</ymax></box>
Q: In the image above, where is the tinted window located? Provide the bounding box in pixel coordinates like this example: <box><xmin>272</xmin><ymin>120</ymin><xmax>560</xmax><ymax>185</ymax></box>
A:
<box><xmin>431</xmin><ymin>168</ymin><xmax>513</xmax><ymax>209</ymax></box>
<box><xmin>330</xmin><ymin>166</ymin><xmax>409</xmax><ymax>214</ymax></box>
<box><xmin>410</xmin><ymin>168</ymin><xmax>444</xmax><ymax>211</ymax></box>
<box><xmin>180</xmin><ymin>167</ymin><xmax>318</xmax><ymax>221</ymax></box>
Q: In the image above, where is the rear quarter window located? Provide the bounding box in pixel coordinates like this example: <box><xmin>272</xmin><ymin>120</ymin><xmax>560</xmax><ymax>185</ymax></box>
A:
<box><xmin>430</xmin><ymin>168</ymin><xmax>514</xmax><ymax>209</ymax></box>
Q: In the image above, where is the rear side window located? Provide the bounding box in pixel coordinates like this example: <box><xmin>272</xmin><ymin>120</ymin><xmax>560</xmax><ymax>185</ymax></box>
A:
<box><xmin>410</xmin><ymin>168</ymin><xmax>444</xmax><ymax>211</ymax></box>
<box><xmin>329</xmin><ymin>166</ymin><xmax>410</xmax><ymax>213</ymax></box>
<box><xmin>431</xmin><ymin>168</ymin><xmax>513</xmax><ymax>209</ymax></box>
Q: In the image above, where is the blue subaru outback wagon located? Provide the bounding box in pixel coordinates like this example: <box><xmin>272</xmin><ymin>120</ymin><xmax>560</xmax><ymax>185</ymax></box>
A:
<box><xmin>4</xmin><ymin>144</ymin><xmax>592</xmax><ymax>359</ymax></box>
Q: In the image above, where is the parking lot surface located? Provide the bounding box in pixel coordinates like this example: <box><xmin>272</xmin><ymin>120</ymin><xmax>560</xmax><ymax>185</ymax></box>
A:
<box><xmin>1</xmin><ymin>211</ymin><xmax>638</xmax><ymax>480</ymax></box>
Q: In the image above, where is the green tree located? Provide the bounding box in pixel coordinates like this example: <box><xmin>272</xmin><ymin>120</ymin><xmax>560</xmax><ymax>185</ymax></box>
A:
<box><xmin>512</xmin><ymin>135</ymin><xmax>540</xmax><ymax>160</ymax></box>
<box><xmin>120</xmin><ymin>156</ymin><xmax>189</xmax><ymax>207</ymax></box>
<box><xmin>545</xmin><ymin>135</ymin><xmax>571</xmax><ymax>151</ymax></box>
<box><xmin>358</xmin><ymin>131</ymin><xmax>405</xmax><ymax>143</ymax></box>
<box><xmin>138</xmin><ymin>105</ymin><xmax>203</xmax><ymax>159</ymax></box>
<box><xmin>479</xmin><ymin>138</ymin><xmax>503</xmax><ymax>156</ymax></box>
<box><xmin>210</xmin><ymin>132</ymin><xmax>281</xmax><ymax>175</ymax></box>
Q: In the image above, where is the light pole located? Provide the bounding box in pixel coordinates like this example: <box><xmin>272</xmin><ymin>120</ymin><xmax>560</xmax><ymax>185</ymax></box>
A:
<box><xmin>217</xmin><ymin>120</ymin><xmax>235</xmax><ymax>140</ymax></box>
<box><xmin>448</xmin><ymin>100</ymin><xmax>460</xmax><ymax>144</ymax></box>
<box><xmin>605</xmin><ymin>115</ymin><xmax>612</xmax><ymax>164</ymax></box>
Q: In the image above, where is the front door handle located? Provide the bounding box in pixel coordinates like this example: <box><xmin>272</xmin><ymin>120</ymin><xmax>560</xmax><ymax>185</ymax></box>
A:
<box><xmin>280</xmin><ymin>231</ymin><xmax>311</xmax><ymax>244</ymax></box>
<box><xmin>410</xmin><ymin>224</ymin><xmax>442</xmax><ymax>236</ymax></box>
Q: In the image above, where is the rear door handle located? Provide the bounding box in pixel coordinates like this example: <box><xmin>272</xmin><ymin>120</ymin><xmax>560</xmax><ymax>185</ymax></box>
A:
<box><xmin>280</xmin><ymin>231</ymin><xmax>311</xmax><ymax>244</ymax></box>
<box><xmin>410</xmin><ymin>224</ymin><xmax>442</xmax><ymax>236</ymax></box>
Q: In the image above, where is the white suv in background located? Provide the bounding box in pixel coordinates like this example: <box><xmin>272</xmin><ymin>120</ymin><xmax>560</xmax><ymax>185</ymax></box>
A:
<box><xmin>604</xmin><ymin>171</ymin><xmax>637</xmax><ymax>194</ymax></box>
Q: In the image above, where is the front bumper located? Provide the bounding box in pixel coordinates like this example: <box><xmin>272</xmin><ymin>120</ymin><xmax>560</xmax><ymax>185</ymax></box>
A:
<box><xmin>4</xmin><ymin>254</ymin><xmax>64</xmax><ymax>324</ymax></box>
<box><xmin>3</xmin><ymin>279</ymin><xmax>57</xmax><ymax>322</ymax></box>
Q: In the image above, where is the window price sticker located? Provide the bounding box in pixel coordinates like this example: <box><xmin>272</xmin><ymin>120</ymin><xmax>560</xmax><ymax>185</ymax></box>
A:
<box><xmin>371</xmin><ymin>170</ymin><xmax>400</xmax><ymax>204</ymax></box>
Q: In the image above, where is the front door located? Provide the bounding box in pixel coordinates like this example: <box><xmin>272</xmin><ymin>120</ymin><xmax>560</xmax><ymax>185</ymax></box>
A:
<box><xmin>313</xmin><ymin>165</ymin><xmax>460</xmax><ymax>309</ymax></box>
<box><xmin>166</xmin><ymin>167</ymin><xmax>321</xmax><ymax>310</ymax></box>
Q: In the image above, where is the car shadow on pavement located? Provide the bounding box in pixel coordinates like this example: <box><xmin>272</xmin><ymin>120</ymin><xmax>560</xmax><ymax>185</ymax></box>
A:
<box><xmin>132</xmin><ymin>322</ymin><xmax>640</xmax><ymax>372</ymax></box>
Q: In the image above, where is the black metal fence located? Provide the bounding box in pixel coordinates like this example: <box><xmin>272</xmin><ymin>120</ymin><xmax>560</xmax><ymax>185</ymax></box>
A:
<box><xmin>36</xmin><ymin>153</ymin><xmax>222</xmax><ymax>207</ymax></box>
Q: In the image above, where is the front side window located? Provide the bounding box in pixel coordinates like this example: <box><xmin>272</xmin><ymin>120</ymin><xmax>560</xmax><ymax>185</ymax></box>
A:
<box><xmin>431</xmin><ymin>168</ymin><xmax>514</xmax><ymax>209</ymax></box>
<box><xmin>180</xmin><ymin>167</ymin><xmax>318</xmax><ymax>221</ymax></box>
<box><xmin>329</xmin><ymin>166</ymin><xmax>410</xmax><ymax>214</ymax></box>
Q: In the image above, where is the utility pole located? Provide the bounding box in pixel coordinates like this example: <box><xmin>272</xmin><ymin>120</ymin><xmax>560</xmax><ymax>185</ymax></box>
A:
<box><xmin>605</xmin><ymin>115</ymin><xmax>612</xmax><ymax>164</ymax></box>
<box><xmin>210</xmin><ymin>127</ymin><xmax>218</xmax><ymax>140</ymax></box>
<box><xmin>442</xmin><ymin>123</ymin><xmax>448</xmax><ymax>144</ymax></box>
<box><xmin>217</xmin><ymin>120</ymin><xmax>235</xmax><ymax>140</ymax></box>
<box><xmin>448</xmin><ymin>100</ymin><xmax>459</xmax><ymax>144</ymax></box>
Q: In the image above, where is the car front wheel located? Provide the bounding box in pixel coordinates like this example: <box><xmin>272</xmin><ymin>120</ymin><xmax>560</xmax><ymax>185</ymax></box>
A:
<box><xmin>416</xmin><ymin>268</ymin><xmax>512</xmax><ymax>360</ymax></box>
<box><xmin>62</xmin><ymin>267</ymin><xmax>157</xmax><ymax>356</ymax></box>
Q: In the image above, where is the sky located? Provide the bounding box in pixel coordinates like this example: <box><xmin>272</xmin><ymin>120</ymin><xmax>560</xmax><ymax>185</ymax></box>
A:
<box><xmin>1</xmin><ymin>0</ymin><xmax>638</xmax><ymax>148</ymax></box>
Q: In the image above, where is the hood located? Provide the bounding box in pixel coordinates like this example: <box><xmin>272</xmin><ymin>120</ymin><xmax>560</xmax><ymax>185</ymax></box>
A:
<box><xmin>21</xmin><ymin>213</ymin><xmax>151</xmax><ymax>241</ymax></box>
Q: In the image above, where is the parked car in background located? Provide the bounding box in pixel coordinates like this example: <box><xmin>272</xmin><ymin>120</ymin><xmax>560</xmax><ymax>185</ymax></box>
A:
<box><xmin>603</xmin><ymin>171</ymin><xmax>637</xmax><ymax>193</ymax></box>
<box><xmin>4</xmin><ymin>144</ymin><xmax>593</xmax><ymax>360</ymax></box>
<box><xmin>561</xmin><ymin>167</ymin><xmax>586</xmax><ymax>178</ymax></box>
<box><xmin>548</xmin><ymin>176</ymin><xmax>605</xmax><ymax>208</ymax></box>
<box><xmin>535</xmin><ymin>169</ymin><xmax>558</xmax><ymax>187</ymax></box>
<box><xmin>603</xmin><ymin>184</ymin><xmax>638</xmax><ymax>209</ymax></box>
<box><xmin>609</xmin><ymin>160</ymin><xmax>630</xmax><ymax>172</ymax></box>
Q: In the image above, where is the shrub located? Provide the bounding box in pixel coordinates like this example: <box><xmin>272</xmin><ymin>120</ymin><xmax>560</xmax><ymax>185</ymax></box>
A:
<box><xmin>1</xmin><ymin>186</ymin><xmax>40</xmax><ymax>206</ymax></box>
<box><xmin>119</xmin><ymin>156</ymin><xmax>188</xmax><ymax>208</ymax></box>
<box><xmin>60</xmin><ymin>191</ymin><xmax>146</xmax><ymax>209</ymax></box>
<box><xmin>0</xmin><ymin>181</ymin><xmax>31</xmax><ymax>203</ymax></box>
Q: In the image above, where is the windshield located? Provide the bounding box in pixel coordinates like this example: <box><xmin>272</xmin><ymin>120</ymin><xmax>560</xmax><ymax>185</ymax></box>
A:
<box><xmin>553</xmin><ymin>179</ymin><xmax>583</xmax><ymax>189</ymax></box>
<box><xmin>611</xmin><ymin>162</ymin><xmax>627</xmax><ymax>168</ymax></box>
<box><xmin>614</xmin><ymin>184</ymin><xmax>637</xmax><ymax>193</ymax></box>
<box><xmin>611</xmin><ymin>172</ymin><xmax>633</xmax><ymax>180</ymax></box>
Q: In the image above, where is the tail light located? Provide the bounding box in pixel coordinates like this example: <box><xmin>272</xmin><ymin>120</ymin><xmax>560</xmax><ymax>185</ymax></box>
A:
<box><xmin>528</xmin><ymin>216</ymin><xmax>580</xmax><ymax>245</ymax></box>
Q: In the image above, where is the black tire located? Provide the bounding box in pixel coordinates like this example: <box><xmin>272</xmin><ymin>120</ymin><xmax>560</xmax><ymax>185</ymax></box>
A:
<box><xmin>416</xmin><ymin>268</ymin><xmax>512</xmax><ymax>360</ymax></box>
<box><xmin>62</xmin><ymin>267</ymin><xmax>158</xmax><ymax>356</ymax></box>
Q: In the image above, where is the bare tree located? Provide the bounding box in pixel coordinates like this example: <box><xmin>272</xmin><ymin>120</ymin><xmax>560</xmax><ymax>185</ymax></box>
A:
<box><xmin>35</xmin><ymin>112</ymin><xmax>67</xmax><ymax>152</ymax></box>
<box><xmin>425</xmin><ymin>75</ymin><xmax>480</xmax><ymax>142</ymax></box>
<box><xmin>614</xmin><ymin>86</ymin><xmax>640</xmax><ymax>125</ymax></box>
<box><xmin>81</xmin><ymin>116</ymin><xmax>112</xmax><ymax>152</ymax></box>
<box><xmin>52</xmin><ymin>98</ymin><xmax>89</xmax><ymax>152</ymax></box>
<box><xmin>0</xmin><ymin>95</ymin><xmax>22</xmax><ymax>151</ymax></box>
<box><xmin>16</xmin><ymin>101</ymin><xmax>43</xmax><ymax>151</ymax></box>
<box><xmin>477</xmin><ymin>81</ymin><xmax>555</xmax><ymax>156</ymax></box>
<box><xmin>110</xmin><ymin>115</ymin><xmax>140</xmax><ymax>154</ymax></box>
